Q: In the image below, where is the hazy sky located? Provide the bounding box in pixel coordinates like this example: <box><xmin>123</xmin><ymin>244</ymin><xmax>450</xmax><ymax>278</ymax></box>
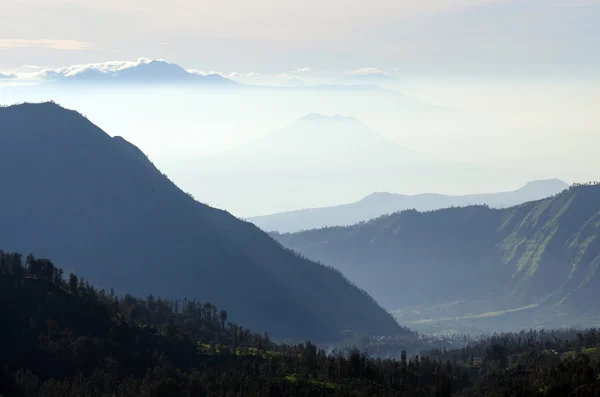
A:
<box><xmin>1</xmin><ymin>0</ymin><xmax>599</xmax><ymax>215</ymax></box>
<box><xmin>1</xmin><ymin>0</ymin><xmax>599</xmax><ymax>77</ymax></box>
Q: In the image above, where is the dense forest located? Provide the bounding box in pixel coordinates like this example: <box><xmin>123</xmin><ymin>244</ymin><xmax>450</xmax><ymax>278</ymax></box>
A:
<box><xmin>0</xmin><ymin>102</ymin><xmax>401</xmax><ymax>341</ymax></box>
<box><xmin>1</xmin><ymin>250</ymin><xmax>600</xmax><ymax>396</ymax></box>
<box><xmin>273</xmin><ymin>184</ymin><xmax>600</xmax><ymax>332</ymax></box>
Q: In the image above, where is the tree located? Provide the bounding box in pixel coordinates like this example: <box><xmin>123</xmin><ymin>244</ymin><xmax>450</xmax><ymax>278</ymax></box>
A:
<box><xmin>219</xmin><ymin>309</ymin><xmax>227</xmax><ymax>329</ymax></box>
<box><xmin>69</xmin><ymin>273</ymin><xmax>78</xmax><ymax>294</ymax></box>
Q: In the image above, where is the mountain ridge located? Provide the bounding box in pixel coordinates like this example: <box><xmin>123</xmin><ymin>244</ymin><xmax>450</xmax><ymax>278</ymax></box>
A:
<box><xmin>46</xmin><ymin>59</ymin><xmax>235</xmax><ymax>85</ymax></box>
<box><xmin>251</xmin><ymin>179</ymin><xmax>569</xmax><ymax>232</ymax></box>
<box><xmin>184</xmin><ymin>112</ymin><xmax>522</xmax><ymax>216</ymax></box>
<box><xmin>0</xmin><ymin>102</ymin><xmax>403</xmax><ymax>341</ymax></box>
<box><xmin>271</xmin><ymin>184</ymin><xmax>600</xmax><ymax>331</ymax></box>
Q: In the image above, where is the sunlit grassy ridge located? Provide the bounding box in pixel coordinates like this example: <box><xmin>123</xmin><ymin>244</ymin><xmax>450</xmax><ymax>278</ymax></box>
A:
<box><xmin>275</xmin><ymin>184</ymin><xmax>600</xmax><ymax>332</ymax></box>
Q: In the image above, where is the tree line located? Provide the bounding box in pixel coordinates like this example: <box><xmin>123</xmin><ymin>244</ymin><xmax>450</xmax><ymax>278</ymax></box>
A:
<box><xmin>1</xmin><ymin>250</ymin><xmax>599</xmax><ymax>396</ymax></box>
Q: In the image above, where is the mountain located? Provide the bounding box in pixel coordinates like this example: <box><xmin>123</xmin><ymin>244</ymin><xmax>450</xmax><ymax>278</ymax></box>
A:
<box><xmin>39</xmin><ymin>59</ymin><xmax>235</xmax><ymax>85</ymax></box>
<box><xmin>0</xmin><ymin>102</ymin><xmax>403</xmax><ymax>341</ymax></box>
<box><xmin>250</xmin><ymin>179</ymin><xmax>569</xmax><ymax>232</ymax></box>
<box><xmin>272</xmin><ymin>184</ymin><xmax>600</xmax><ymax>332</ymax></box>
<box><xmin>183</xmin><ymin>113</ymin><xmax>523</xmax><ymax>216</ymax></box>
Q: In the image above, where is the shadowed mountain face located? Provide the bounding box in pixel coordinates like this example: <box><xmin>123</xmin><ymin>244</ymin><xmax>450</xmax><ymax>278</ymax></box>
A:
<box><xmin>250</xmin><ymin>179</ymin><xmax>569</xmax><ymax>232</ymax></box>
<box><xmin>0</xmin><ymin>102</ymin><xmax>403</xmax><ymax>341</ymax></box>
<box><xmin>272</xmin><ymin>185</ymin><xmax>600</xmax><ymax>330</ymax></box>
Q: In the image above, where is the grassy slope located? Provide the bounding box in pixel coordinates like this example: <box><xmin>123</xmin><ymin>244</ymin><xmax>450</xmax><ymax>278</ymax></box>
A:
<box><xmin>274</xmin><ymin>185</ymin><xmax>600</xmax><ymax>330</ymax></box>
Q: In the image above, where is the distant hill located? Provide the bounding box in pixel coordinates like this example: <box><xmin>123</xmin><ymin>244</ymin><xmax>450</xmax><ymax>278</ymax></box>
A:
<box><xmin>250</xmin><ymin>179</ymin><xmax>569</xmax><ymax>232</ymax></box>
<box><xmin>272</xmin><ymin>184</ymin><xmax>600</xmax><ymax>331</ymax></box>
<box><xmin>0</xmin><ymin>102</ymin><xmax>403</xmax><ymax>341</ymax></box>
<box><xmin>186</xmin><ymin>113</ymin><xmax>523</xmax><ymax>216</ymax></box>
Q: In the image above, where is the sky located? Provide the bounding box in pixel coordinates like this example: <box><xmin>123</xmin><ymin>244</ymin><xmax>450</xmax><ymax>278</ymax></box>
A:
<box><xmin>1</xmin><ymin>0</ymin><xmax>599</xmax><ymax>215</ymax></box>
<box><xmin>1</xmin><ymin>0</ymin><xmax>599</xmax><ymax>78</ymax></box>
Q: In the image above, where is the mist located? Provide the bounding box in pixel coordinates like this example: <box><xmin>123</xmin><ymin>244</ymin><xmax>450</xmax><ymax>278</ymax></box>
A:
<box><xmin>2</xmin><ymin>77</ymin><xmax>597</xmax><ymax>216</ymax></box>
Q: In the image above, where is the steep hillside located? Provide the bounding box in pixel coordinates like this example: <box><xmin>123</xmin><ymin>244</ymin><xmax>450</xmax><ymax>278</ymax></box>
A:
<box><xmin>250</xmin><ymin>179</ymin><xmax>568</xmax><ymax>232</ymax></box>
<box><xmin>273</xmin><ymin>185</ymin><xmax>600</xmax><ymax>330</ymax></box>
<box><xmin>5</xmin><ymin>252</ymin><xmax>598</xmax><ymax>397</ymax></box>
<box><xmin>0</xmin><ymin>102</ymin><xmax>402</xmax><ymax>341</ymax></box>
<box><xmin>0</xmin><ymin>252</ymin><xmax>421</xmax><ymax>396</ymax></box>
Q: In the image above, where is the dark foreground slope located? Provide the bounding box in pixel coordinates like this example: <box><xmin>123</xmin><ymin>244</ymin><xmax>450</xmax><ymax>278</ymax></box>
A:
<box><xmin>2</xmin><ymin>253</ymin><xmax>600</xmax><ymax>397</ymax></box>
<box><xmin>0</xmin><ymin>102</ymin><xmax>402</xmax><ymax>341</ymax></box>
<box><xmin>0</xmin><ymin>253</ymin><xmax>422</xmax><ymax>396</ymax></box>
<box><xmin>273</xmin><ymin>185</ymin><xmax>600</xmax><ymax>329</ymax></box>
<box><xmin>250</xmin><ymin>179</ymin><xmax>568</xmax><ymax>232</ymax></box>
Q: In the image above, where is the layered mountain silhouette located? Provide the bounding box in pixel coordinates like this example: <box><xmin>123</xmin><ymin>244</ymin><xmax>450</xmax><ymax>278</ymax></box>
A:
<box><xmin>185</xmin><ymin>113</ymin><xmax>522</xmax><ymax>216</ymax></box>
<box><xmin>40</xmin><ymin>59</ymin><xmax>234</xmax><ymax>85</ymax></box>
<box><xmin>250</xmin><ymin>179</ymin><xmax>569</xmax><ymax>232</ymax></box>
<box><xmin>0</xmin><ymin>102</ymin><xmax>403</xmax><ymax>341</ymax></box>
<box><xmin>273</xmin><ymin>184</ymin><xmax>600</xmax><ymax>330</ymax></box>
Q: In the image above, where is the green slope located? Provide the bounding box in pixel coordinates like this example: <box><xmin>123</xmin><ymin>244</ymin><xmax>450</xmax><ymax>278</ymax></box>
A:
<box><xmin>273</xmin><ymin>184</ymin><xmax>600</xmax><ymax>330</ymax></box>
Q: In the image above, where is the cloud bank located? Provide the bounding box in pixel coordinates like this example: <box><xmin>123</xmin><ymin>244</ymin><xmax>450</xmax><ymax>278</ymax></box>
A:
<box><xmin>0</xmin><ymin>39</ymin><xmax>92</xmax><ymax>51</ymax></box>
<box><xmin>346</xmin><ymin>67</ymin><xmax>389</xmax><ymax>76</ymax></box>
<box><xmin>0</xmin><ymin>58</ymin><xmax>236</xmax><ymax>85</ymax></box>
<box><xmin>34</xmin><ymin>57</ymin><xmax>156</xmax><ymax>79</ymax></box>
<box><xmin>292</xmin><ymin>67</ymin><xmax>313</xmax><ymax>73</ymax></box>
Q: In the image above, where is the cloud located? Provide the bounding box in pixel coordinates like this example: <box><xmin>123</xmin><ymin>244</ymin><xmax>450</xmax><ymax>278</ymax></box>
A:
<box><xmin>228</xmin><ymin>72</ymin><xmax>241</xmax><ymax>78</ymax></box>
<box><xmin>0</xmin><ymin>39</ymin><xmax>92</xmax><ymax>51</ymax></box>
<box><xmin>0</xmin><ymin>72</ymin><xmax>17</xmax><ymax>79</ymax></box>
<box><xmin>342</xmin><ymin>67</ymin><xmax>399</xmax><ymax>83</ymax></box>
<box><xmin>187</xmin><ymin>68</ymin><xmax>206</xmax><ymax>75</ymax></box>
<box><xmin>246</xmin><ymin>72</ymin><xmax>260</xmax><ymax>77</ymax></box>
<box><xmin>187</xmin><ymin>69</ymin><xmax>226</xmax><ymax>77</ymax></box>
<box><xmin>291</xmin><ymin>67</ymin><xmax>312</xmax><ymax>73</ymax></box>
<box><xmin>276</xmin><ymin>73</ymin><xmax>307</xmax><ymax>86</ymax></box>
<box><xmin>345</xmin><ymin>67</ymin><xmax>388</xmax><ymax>76</ymax></box>
<box><xmin>34</xmin><ymin>57</ymin><xmax>156</xmax><ymax>79</ymax></box>
<box><xmin>6</xmin><ymin>58</ymin><xmax>233</xmax><ymax>82</ymax></box>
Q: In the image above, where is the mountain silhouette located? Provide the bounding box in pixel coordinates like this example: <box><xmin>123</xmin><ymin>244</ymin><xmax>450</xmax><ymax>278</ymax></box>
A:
<box><xmin>0</xmin><ymin>102</ymin><xmax>403</xmax><ymax>341</ymax></box>
<box><xmin>272</xmin><ymin>184</ymin><xmax>600</xmax><ymax>331</ymax></box>
<box><xmin>186</xmin><ymin>113</ymin><xmax>523</xmax><ymax>216</ymax></box>
<box><xmin>44</xmin><ymin>60</ymin><xmax>235</xmax><ymax>85</ymax></box>
<box><xmin>250</xmin><ymin>179</ymin><xmax>569</xmax><ymax>232</ymax></box>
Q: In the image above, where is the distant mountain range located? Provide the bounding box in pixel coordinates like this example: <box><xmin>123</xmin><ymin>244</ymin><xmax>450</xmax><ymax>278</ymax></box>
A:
<box><xmin>250</xmin><ymin>179</ymin><xmax>569</xmax><ymax>232</ymax></box>
<box><xmin>185</xmin><ymin>113</ymin><xmax>526</xmax><ymax>216</ymax></box>
<box><xmin>38</xmin><ymin>59</ymin><xmax>235</xmax><ymax>85</ymax></box>
<box><xmin>0</xmin><ymin>102</ymin><xmax>403</xmax><ymax>341</ymax></box>
<box><xmin>272</xmin><ymin>184</ymin><xmax>600</xmax><ymax>332</ymax></box>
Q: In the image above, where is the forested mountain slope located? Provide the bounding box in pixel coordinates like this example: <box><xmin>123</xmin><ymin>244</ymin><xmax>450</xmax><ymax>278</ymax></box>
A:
<box><xmin>0</xmin><ymin>252</ymin><xmax>429</xmax><ymax>396</ymax></box>
<box><xmin>0</xmin><ymin>102</ymin><xmax>402</xmax><ymax>341</ymax></box>
<box><xmin>273</xmin><ymin>185</ymin><xmax>600</xmax><ymax>329</ymax></box>
<box><xmin>4</xmin><ymin>252</ymin><xmax>599</xmax><ymax>397</ymax></box>
<box><xmin>250</xmin><ymin>179</ymin><xmax>568</xmax><ymax>232</ymax></box>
